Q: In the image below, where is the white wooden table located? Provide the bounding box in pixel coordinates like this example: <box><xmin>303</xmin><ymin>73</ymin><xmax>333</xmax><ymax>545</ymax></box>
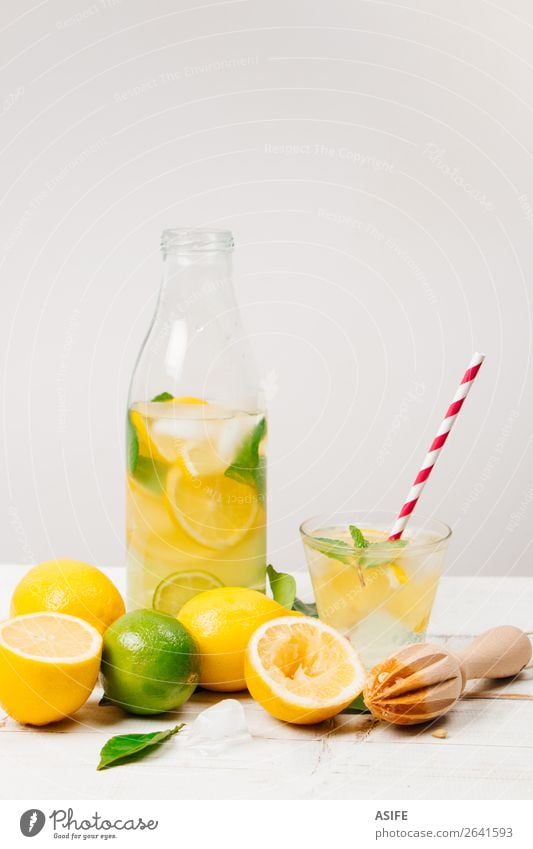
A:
<box><xmin>1</xmin><ymin>567</ymin><xmax>532</xmax><ymax>800</ymax></box>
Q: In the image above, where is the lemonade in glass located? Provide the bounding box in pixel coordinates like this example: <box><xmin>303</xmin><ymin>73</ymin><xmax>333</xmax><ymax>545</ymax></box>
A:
<box><xmin>300</xmin><ymin>511</ymin><xmax>450</xmax><ymax>668</ymax></box>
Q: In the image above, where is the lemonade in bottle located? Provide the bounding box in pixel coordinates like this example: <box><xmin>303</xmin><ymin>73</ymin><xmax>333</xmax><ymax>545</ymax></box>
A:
<box><xmin>126</xmin><ymin>229</ymin><xmax>266</xmax><ymax>612</ymax></box>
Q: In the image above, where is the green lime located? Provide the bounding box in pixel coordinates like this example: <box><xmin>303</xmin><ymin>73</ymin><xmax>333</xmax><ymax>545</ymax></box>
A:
<box><xmin>153</xmin><ymin>570</ymin><xmax>223</xmax><ymax>616</ymax></box>
<box><xmin>101</xmin><ymin>609</ymin><xmax>200</xmax><ymax>716</ymax></box>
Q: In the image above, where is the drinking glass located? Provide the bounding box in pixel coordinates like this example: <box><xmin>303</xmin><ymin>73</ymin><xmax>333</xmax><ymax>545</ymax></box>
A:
<box><xmin>300</xmin><ymin>511</ymin><xmax>451</xmax><ymax>669</ymax></box>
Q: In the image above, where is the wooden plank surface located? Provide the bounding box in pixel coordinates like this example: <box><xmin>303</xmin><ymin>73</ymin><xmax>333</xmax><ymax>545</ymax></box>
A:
<box><xmin>1</xmin><ymin>567</ymin><xmax>532</xmax><ymax>800</ymax></box>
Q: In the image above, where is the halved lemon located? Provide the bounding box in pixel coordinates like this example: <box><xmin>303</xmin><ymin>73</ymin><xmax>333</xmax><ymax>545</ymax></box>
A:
<box><xmin>0</xmin><ymin>612</ymin><xmax>102</xmax><ymax>726</ymax></box>
<box><xmin>165</xmin><ymin>465</ymin><xmax>259</xmax><ymax>550</ymax></box>
<box><xmin>153</xmin><ymin>569</ymin><xmax>223</xmax><ymax>615</ymax></box>
<box><xmin>245</xmin><ymin>616</ymin><xmax>366</xmax><ymax>724</ymax></box>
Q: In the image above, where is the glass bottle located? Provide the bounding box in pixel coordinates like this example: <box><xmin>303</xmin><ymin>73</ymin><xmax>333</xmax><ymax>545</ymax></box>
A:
<box><xmin>126</xmin><ymin>228</ymin><xmax>266</xmax><ymax>612</ymax></box>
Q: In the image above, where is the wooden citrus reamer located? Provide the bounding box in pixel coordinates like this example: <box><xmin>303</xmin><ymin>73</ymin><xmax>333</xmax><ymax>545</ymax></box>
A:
<box><xmin>364</xmin><ymin>626</ymin><xmax>532</xmax><ymax>725</ymax></box>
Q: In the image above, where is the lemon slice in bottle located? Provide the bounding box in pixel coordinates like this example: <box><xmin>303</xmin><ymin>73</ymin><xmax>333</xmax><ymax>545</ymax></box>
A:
<box><xmin>165</xmin><ymin>465</ymin><xmax>259</xmax><ymax>550</ymax></box>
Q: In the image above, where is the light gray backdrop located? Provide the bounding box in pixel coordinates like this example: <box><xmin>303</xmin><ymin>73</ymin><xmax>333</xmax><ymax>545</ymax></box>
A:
<box><xmin>1</xmin><ymin>0</ymin><xmax>532</xmax><ymax>576</ymax></box>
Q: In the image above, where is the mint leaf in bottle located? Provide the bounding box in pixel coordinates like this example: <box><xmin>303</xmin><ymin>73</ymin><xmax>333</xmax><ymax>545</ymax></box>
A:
<box><xmin>132</xmin><ymin>456</ymin><xmax>167</xmax><ymax>494</ymax></box>
<box><xmin>126</xmin><ymin>413</ymin><xmax>139</xmax><ymax>474</ymax></box>
<box><xmin>224</xmin><ymin>417</ymin><xmax>266</xmax><ymax>500</ymax></box>
<box><xmin>151</xmin><ymin>391</ymin><xmax>174</xmax><ymax>402</ymax></box>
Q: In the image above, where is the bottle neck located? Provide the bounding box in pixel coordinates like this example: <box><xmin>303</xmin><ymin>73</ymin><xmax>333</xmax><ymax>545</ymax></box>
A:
<box><xmin>130</xmin><ymin>230</ymin><xmax>261</xmax><ymax>410</ymax></box>
<box><xmin>158</xmin><ymin>250</ymin><xmax>235</xmax><ymax>322</ymax></box>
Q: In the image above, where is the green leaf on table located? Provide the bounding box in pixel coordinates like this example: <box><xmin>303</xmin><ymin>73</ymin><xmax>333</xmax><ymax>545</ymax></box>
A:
<box><xmin>126</xmin><ymin>413</ymin><xmax>139</xmax><ymax>474</ymax></box>
<box><xmin>224</xmin><ymin>417</ymin><xmax>266</xmax><ymax>501</ymax></box>
<box><xmin>151</xmin><ymin>391</ymin><xmax>174</xmax><ymax>402</ymax></box>
<box><xmin>97</xmin><ymin>724</ymin><xmax>184</xmax><ymax>771</ymax></box>
<box><xmin>267</xmin><ymin>564</ymin><xmax>296</xmax><ymax>609</ymax></box>
<box><xmin>349</xmin><ymin>525</ymin><xmax>368</xmax><ymax>548</ymax></box>
<box><xmin>291</xmin><ymin>597</ymin><xmax>318</xmax><ymax>617</ymax></box>
<box><xmin>360</xmin><ymin>539</ymin><xmax>408</xmax><ymax>569</ymax></box>
<box><xmin>341</xmin><ymin>693</ymin><xmax>371</xmax><ymax>714</ymax></box>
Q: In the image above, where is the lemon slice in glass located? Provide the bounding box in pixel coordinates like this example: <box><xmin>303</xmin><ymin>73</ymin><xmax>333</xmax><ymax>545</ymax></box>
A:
<box><xmin>153</xmin><ymin>570</ymin><xmax>223</xmax><ymax>615</ymax></box>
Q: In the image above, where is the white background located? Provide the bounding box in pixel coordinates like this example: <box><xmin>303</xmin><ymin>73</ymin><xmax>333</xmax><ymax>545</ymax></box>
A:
<box><xmin>1</xmin><ymin>0</ymin><xmax>532</xmax><ymax>577</ymax></box>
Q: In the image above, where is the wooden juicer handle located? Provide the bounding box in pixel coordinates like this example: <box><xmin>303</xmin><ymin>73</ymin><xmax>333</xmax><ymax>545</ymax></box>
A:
<box><xmin>456</xmin><ymin>626</ymin><xmax>532</xmax><ymax>687</ymax></box>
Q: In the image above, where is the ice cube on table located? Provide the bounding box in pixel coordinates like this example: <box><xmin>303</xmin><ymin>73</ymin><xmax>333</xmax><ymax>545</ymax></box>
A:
<box><xmin>179</xmin><ymin>700</ymin><xmax>252</xmax><ymax>754</ymax></box>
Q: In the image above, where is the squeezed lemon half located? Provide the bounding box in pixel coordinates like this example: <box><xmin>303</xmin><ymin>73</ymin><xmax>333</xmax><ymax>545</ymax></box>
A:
<box><xmin>245</xmin><ymin>615</ymin><xmax>366</xmax><ymax>724</ymax></box>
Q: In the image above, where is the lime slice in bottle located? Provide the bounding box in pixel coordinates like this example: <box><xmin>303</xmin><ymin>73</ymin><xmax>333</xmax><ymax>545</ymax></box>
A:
<box><xmin>153</xmin><ymin>570</ymin><xmax>223</xmax><ymax>615</ymax></box>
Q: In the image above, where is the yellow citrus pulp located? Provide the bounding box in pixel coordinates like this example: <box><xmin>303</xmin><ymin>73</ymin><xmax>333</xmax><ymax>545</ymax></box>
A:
<box><xmin>0</xmin><ymin>612</ymin><xmax>102</xmax><ymax>725</ymax></box>
<box><xmin>177</xmin><ymin>587</ymin><xmax>295</xmax><ymax>692</ymax></box>
<box><xmin>245</xmin><ymin>615</ymin><xmax>366</xmax><ymax>724</ymax></box>
<box><xmin>10</xmin><ymin>559</ymin><xmax>125</xmax><ymax>635</ymax></box>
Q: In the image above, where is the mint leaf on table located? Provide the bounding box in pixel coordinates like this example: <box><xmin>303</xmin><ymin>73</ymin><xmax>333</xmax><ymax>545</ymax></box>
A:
<box><xmin>267</xmin><ymin>564</ymin><xmax>296</xmax><ymax>609</ymax></box>
<box><xmin>341</xmin><ymin>693</ymin><xmax>371</xmax><ymax>714</ymax></box>
<box><xmin>291</xmin><ymin>597</ymin><xmax>318</xmax><ymax>617</ymax></box>
<box><xmin>360</xmin><ymin>539</ymin><xmax>408</xmax><ymax>569</ymax></box>
<box><xmin>349</xmin><ymin>525</ymin><xmax>368</xmax><ymax>548</ymax></box>
<box><xmin>97</xmin><ymin>724</ymin><xmax>184</xmax><ymax>771</ymax></box>
<box><xmin>151</xmin><ymin>391</ymin><xmax>174</xmax><ymax>402</ymax></box>
<box><xmin>224</xmin><ymin>417</ymin><xmax>266</xmax><ymax>501</ymax></box>
<box><xmin>126</xmin><ymin>413</ymin><xmax>139</xmax><ymax>473</ymax></box>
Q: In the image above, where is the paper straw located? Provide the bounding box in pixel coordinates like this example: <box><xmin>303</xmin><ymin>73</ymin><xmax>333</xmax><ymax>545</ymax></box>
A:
<box><xmin>388</xmin><ymin>352</ymin><xmax>485</xmax><ymax>540</ymax></box>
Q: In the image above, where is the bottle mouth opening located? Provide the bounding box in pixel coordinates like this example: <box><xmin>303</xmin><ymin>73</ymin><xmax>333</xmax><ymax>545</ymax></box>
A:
<box><xmin>161</xmin><ymin>228</ymin><xmax>234</xmax><ymax>255</ymax></box>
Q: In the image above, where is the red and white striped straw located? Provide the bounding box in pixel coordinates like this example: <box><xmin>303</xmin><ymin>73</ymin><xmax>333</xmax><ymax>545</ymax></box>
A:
<box><xmin>388</xmin><ymin>352</ymin><xmax>485</xmax><ymax>541</ymax></box>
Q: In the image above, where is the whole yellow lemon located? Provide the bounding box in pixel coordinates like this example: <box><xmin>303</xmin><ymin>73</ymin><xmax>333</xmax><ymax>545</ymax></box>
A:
<box><xmin>177</xmin><ymin>586</ymin><xmax>295</xmax><ymax>692</ymax></box>
<box><xmin>10</xmin><ymin>559</ymin><xmax>125</xmax><ymax>635</ymax></box>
